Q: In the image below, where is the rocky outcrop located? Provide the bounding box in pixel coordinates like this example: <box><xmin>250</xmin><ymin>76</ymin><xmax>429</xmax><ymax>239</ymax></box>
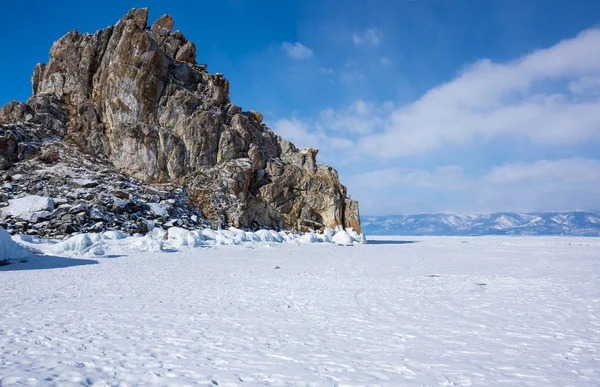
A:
<box><xmin>0</xmin><ymin>140</ymin><xmax>205</xmax><ymax>239</ymax></box>
<box><xmin>0</xmin><ymin>8</ymin><xmax>361</xmax><ymax>234</ymax></box>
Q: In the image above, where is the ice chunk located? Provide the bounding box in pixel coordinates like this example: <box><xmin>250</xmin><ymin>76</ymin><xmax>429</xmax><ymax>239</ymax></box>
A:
<box><xmin>346</xmin><ymin>228</ymin><xmax>366</xmax><ymax>243</ymax></box>
<box><xmin>255</xmin><ymin>230</ymin><xmax>282</xmax><ymax>243</ymax></box>
<box><xmin>316</xmin><ymin>232</ymin><xmax>332</xmax><ymax>243</ymax></box>
<box><xmin>102</xmin><ymin>230</ymin><xmax>127</xmax><ymax>240</ymax></box>
<box><xmin>55</xmin><ymin>234</ymin><xmax>94</xmax><ymax>253</ymax></box>
<box><xmin>245</xmin><ymin>231</ymin><xmax>260</xmax><ymax>242</ymax></box>
<box><xmin>323</xmin><ymin>228</ymin><xmax>335</xmax><ymax>239</ymax></box>
<box><xmin>165</xmin><ymin>227</ymin><xmax>201</xmax><ymax>247</ymax></box>
<box><xmin>228</xmin><ymin>228</ymin><xmax>250</xmax><ymax>244</ymax></box>
<box><xmin>124</xmin><ymin>235</ymin><xmax>164</xmax><ymax>252</ymax></box>
<box><xmin>298</xmin><ymin>232</ymin><xmax>320</xmax><ymax>243</ymax></box>
<box><xmin>0</xmin><ymin>227</ymin><xmax>31</xmax><ymax>261</ymax></box>
<box><xmin>215</xmin><ymin>230</ymin><xmax>237</xmax><ymax>245</ymax></box>
<box><xmin>332</xmin><ymin>230</ymin><xmax>354</xmax><ymax>246</ymax></box>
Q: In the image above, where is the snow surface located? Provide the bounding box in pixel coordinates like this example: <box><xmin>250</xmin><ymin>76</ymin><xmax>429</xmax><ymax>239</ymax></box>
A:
<box><xmin>1</xmin><ymin>236</ymin><xmax>600</xmax><ymax>386</ymax></box>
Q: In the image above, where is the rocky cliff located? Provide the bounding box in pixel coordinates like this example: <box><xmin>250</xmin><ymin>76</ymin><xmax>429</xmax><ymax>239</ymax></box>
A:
<box><xmin>0</xmin><ymin>8</ymin><xmax>361</xmax><ymax>237</ymax></box>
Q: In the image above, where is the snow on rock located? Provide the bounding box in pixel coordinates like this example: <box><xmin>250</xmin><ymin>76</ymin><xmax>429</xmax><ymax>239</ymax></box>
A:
<box><xmin>0</xmin><ymin>227</ymin><xmax>31</xmax><ymax>261</ymax></box>
<box><xmin>2</xmin><ymin>195</ymin><xmax>54</xmax><ymax>221</ymax></box>
<box><xmin>146</xmin><ymin>203</ymin><xmax>169</xmax><ymax>218</ymax></box>
<box><xmin>0</xmin><ymin>140</ymin><xmax>207</xmax><ymax>239</ymax></box>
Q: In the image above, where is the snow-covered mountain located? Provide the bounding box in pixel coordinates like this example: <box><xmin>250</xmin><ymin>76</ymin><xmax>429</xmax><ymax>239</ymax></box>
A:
<box><xmin>361</xmin><ymin>212</ymin><xmax>600</xmax><ymax>236</ymax></box>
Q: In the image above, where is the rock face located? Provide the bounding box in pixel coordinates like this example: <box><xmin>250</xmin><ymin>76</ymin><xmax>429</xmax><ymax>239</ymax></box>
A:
<box><xmin>0</xmin><ymin>140</ymin><xmax>206</xmax><ymax>239</ymax></box>
<box><xmin>0</xmin><ymin>8</ymin><xmax>361</xmax><ymax>234</ymax></box>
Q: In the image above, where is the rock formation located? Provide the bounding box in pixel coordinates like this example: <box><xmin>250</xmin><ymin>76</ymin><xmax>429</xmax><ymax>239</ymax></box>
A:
<box><xmin>0</xmin><ymin>8</ymin><xmax>361</xmax><ymax>237</ymax></box>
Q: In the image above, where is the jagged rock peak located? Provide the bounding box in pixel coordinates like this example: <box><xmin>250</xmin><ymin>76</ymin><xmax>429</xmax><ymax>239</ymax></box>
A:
<box><xmin>0</xmin><ymin>8</ymin><xmax>361</xmax><ymax>234</ymax></box>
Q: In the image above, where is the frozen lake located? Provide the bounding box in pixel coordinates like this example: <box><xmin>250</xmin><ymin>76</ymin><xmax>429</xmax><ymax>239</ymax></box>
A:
<box><xmin>2</xmin><ymin>236</ymin><xmax>599</xmax><ymax>386</ymax></box>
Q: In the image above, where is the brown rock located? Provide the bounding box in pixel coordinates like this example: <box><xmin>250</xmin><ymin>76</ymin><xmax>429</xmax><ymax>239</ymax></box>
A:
<box><xmin>250</xmin><ymin>110</ymin><xmax>263</xmax><ymax>124</ymax></box>
<box><xmin>150</xmin><ymin>14</ymin><xmax>174</xmax><ymax>36</ymax></box>
<box><xmin>0</xmin><ymin>101</ymin><xmax>33</xmax><ymax>124</ymax></box>
<box><xmin>176</xmin><ymin>41</ymin><xmax>196</xmax><ymax>63</ymax></box>
<box><xmin>0</xmin><ymin>8</ymin><xmax>361</xmax><ymax>234</ymax></box>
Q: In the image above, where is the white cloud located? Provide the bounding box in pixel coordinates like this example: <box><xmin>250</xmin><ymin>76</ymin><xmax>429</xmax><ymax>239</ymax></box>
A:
<box><xmin>271</xmin><ymin>118</ymin><xmax>356</xmax><ymax>161</ymax></box>
<box><xmin>270</xmin><ymin>28</ymin><xmax>600</xmax><ymax>214</ymax></box>
<box><xmin>357</xmin><ymin>28</ymin><xmax>600</xmax><ymax>158</ymax></box>
<box><xmin>352</xmin><ymin>28</ymin><xmax>384</xmax><ymax>46</ymax></box>
<box><xmin>281</xmin><ymin>29</ymin><xmax>600</xmax><ymax>162</ymax></box>
<box><xmin>318</xmin><ymin>100</ymin><xmax>392</xmax><ymax>134</ymax></box>
<box><xmin>348</xmin><ymin>158</ymin><xmax>600</xmax><ymax>215</ymax></box>
<box><xmin>485</xmin><ymin>158</ymin><xmax>600</xmax><ymax>184</ymax></box>
<box><xmin>319</xmin><ymin>67</ymin><xmax>334</xmax><ymax>74</ymax></box>
<box><xmin>569</xmin><ymin>76</ymin><xmax>600</xmax><ymax>95</ymax></box>
<box><xmin>281</xmin><ymin>42</ymin><xmax>313</xmax><ymax>59</ymax></box>
<box><xmin>338</xmin><ymin>70</ymin><xmax>368</xmax><ymax>84</ymax></box>
<box><xmin>272</xmin><ymin>118</ymin><xmax>320</xmax><ymax>148</ymax></box>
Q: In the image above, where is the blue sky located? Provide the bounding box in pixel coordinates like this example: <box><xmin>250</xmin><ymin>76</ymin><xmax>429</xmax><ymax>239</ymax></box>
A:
<box><xmin>2</xmin><ymin>0</ymin><xmax>600</xmax><ymax>215</ymax></box>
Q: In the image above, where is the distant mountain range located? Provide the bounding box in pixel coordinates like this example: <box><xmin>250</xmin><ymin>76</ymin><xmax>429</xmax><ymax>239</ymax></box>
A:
<box><xmin>361</xmin><ymin>212</ymin><xmax>600</xmax><ymax>236</ymax></box>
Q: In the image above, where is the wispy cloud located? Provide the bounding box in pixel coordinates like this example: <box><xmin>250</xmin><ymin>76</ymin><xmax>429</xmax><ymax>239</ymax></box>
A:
<box><xmin>352</xmin><ymin>28</ymin><xmax>384</xmax><ymax>46</ymax></box>
<box><xmin>338</xmin><ymin>70</ymin><xmax>368</xmax><ymax>84</ymax></box>
<box><xmin>271</xmin><ymin>117</ymin><xmax>354</xmax><ymax>163</ymax></box>
<box><xmin>285</xmin><ymin>28</ymin><xmax>600</xmax><ymax>160</ymax></box>
<box><xmin>348</xmin><ymin>158</ymin><xmax>600</xmax><ymax>215</ymax></box>
<box><xmin>318</xmin><ymin>100</ymin><xmax>393</xmax><ymax>134</ymax></box>
<box><xmin>359</xmin><ymin>28</ymin><xmax>600</xmax><ymax>158</ymax></box>
<box><xmin>379</xmin><ymin>57</ymin><xmax>391</xmax><ymax>66</ymax></box>
<box><xmin>281</xmin><ymin>42</ymin><xmax>313</xmax><ymax>59</ymax></box>
<box><xmin>272</xmin><ymin>117</ymin><xmax>320</xmax><ymax>149</ymax></box>
<box><xmin>271</xmin><ymin>28</ymin><xmax>600</xmax><ymax>213</ymax></box>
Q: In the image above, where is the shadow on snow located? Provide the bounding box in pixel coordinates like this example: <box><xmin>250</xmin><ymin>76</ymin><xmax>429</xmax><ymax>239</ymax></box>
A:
<box><xmin>366</xmin><ymin>239</ymin><xmax>419</xmax><ymax>245</ymax></box>
<box><xmin>0</xmin><ymin>254</ymin><xmax>99</xmax><ymax>271</ymax></box>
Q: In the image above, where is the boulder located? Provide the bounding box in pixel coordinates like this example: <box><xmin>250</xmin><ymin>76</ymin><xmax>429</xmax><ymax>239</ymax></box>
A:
<box><xmin>176</xmin><ymin>41</ymin><xmax>196</xmax><ymax>63</ymax></box>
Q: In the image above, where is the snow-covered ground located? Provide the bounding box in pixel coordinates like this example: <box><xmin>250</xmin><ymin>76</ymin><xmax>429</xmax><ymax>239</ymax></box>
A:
<box><xmin>1</xmin><ymin>236</ymin><xmax>600</xmax><ymax>386</ymax></box>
